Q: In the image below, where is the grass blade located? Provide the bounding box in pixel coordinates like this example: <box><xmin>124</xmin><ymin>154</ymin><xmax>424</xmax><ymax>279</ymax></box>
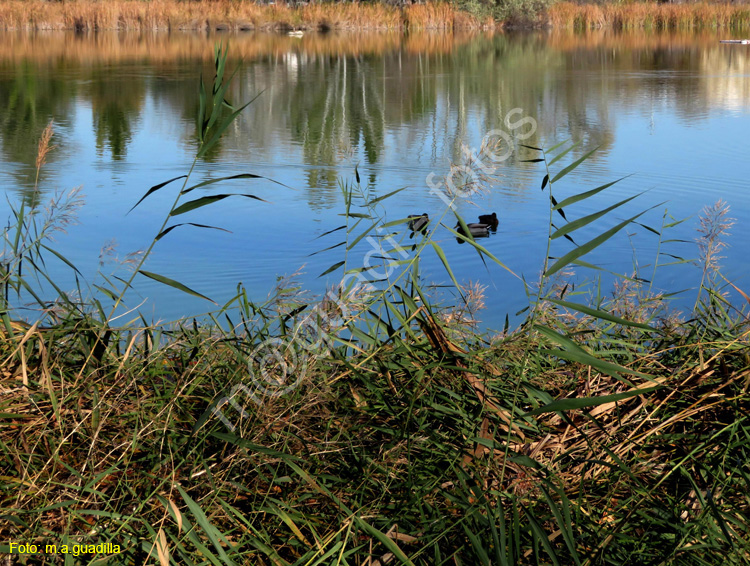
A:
<box><xmin>550</xmin><ymin>147</ymin><xmax>598</xmax><ymax>184</ymax></box>
<box><xmin>183</xmin><ymin>172</ymin><xmax>290</xmax><ymax>194</ymax></box>
<box><xmin>553</xmin><ymin>176</ymin><xmax>631</xmax><ymax>210</ymax></box>
<box><xmin>524</xmin><ymin>386</ymin><xmax>659</xmax><ymax>416</ymax></box>
<box><xmin>430</xmin><ymin>241</ymin><xmax>462</xmax><ymax>296</ymax></box>
<box><xmin>156</xmin><ymin>223</ymin><xmax>231</xmax><ymax>241</ymax></box>
<box><xmin>535</xmin><ymin>324</ymin><xmax>651</xmax><ymax>379</ymax></box>
<box><xmin>551</xmin><ymin>193</ymin><xmax>642</xmax><ymax>241</ymax></box>
<box><xmin>129</xmin><ymin>175</ymin><xmax>188</xmax><ymax>213</ymax></box>
<box><xmin>546</xmin><ymin>209</ymin><xmax>650</xmax><ymax>277</ymax></box>
<box><xmin>139</xmin><ymin>270</ymin><xmax>216</xmax><ymax>303</ymax></box>
<box><xmin>170</xmin><ymin>194</ymin><xmax>267</xmax><ymax>216</ymax></box>
<box><xmin>549</xmin><ymin>298</ymin><xmax>658</xmax><ymax>331</ymax></box>
<box><xmin>547</xmin><ymin>141</ymin><xmax>579</xmax><ymax>167</ymax></box>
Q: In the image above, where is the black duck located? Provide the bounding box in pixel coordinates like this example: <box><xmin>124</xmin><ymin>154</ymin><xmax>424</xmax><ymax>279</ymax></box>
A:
<box><xmin>407</xmin><ymin>213</ymin><xmax>429</xmax><ymax>233</ymax></box>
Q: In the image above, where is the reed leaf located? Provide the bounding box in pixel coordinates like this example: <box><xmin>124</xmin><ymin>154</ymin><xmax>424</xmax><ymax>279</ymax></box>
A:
<box><xmin>39</xmin><ymin>244</ymin><xmax>82</xmax><ymax>275</ymax></box>
<box><xmin>430</xmin><ymin>241</ymin><xmax>462</xmax><ymax>296</ymax></box>
<box><xmin>549</xmin><ymin>298</ymin><xmax>658</xmax><ymax>331</ymax></box>
<box><xmin>183</xmin><ymin>172</ymin><xmax>286</xmax><ymax>194</ymax></box>
<box><xmin>546</xmin><ymin>209</ymin><xmax>651</xmax><ymax>277</ymax></box>
<box><xmin>129</xmin><ymin>175</ymin><xmax>187</xmax><ymax>213</ymax></box>
<box><xmin>307</xmin><ymin>241</ymin><xmax>346</xmax><ymax>257</ymax></box>
<box><xmin>547</xmin><ymin>140</ymin><xmax>579</xmax><ymax>167</ymax></box>
<box><xmin>345</xmin><ymin>221</ymin><xmax>379</xmax><ymax>251</ymax></box>
<box><xmin>550</xmin><ymin>147</ymin><xmax>598</xmax><ymax>184</ymax></box>
<box><xmin>382</xmin><ymin>216</ymin><xmax>417</xmax><ymax>229</ymax></box>
<box><xmin>368</xmin><ymin>187</ymin><xmax>406</xmax><ymax>206</ymax></box>
<box><xmin>551</xmin><ymin>193</ymin><xmax>642</xmax><ymax>241</ymax></box>
<box><xmin>521</xmin><ymin>504</ymin><xmax>561</xmax><ymax>566</ymax></box>
<box><xmin>535</xmin><ymin>324</ymin><xmax>651</xmax><ymax>379</ymax></box>
<box><xmin>156</xmin><ymin>223</ymin><xmax>231</xmax><ymax>241</ymax></box>
<box><xmin>354</xmin><ymin>517</ymin><xmax>416</xmax><ymax>566</ymax></box>
<box><xmin>197</xmin><ymin>98</ymin><xmax>259</xmax><ymax>160</ymax></box>
<box><xmin>319</xmin><ymin>261</ymin><xmax>345</xmax><ymax>277</ymax></box>
<box><xmin>138</xmin><ymin>270</ymin><xmax>215</xmax><ymax>303</ymax></box>
<box><xmin>553</xmin><ymin>176</ymin><xmax>630</xmax><ymax>211</ymax></box>
<box><xmin>314</xmin><ymin>225</ymin><xmax>347</xmax><ymax>239</ymax></box>
<box><xmin>170</xmin><ymin>194</ymin><xmax>267</xmax><ymax>216</ymax></box>
<box><xmin>524</xmin><ymin>386</ymin><xmax>659</xmax><ymax>416</ymax></box>
<box><xmin>546</xmin><ymin>139</ymin><xmax>572</xmax><ymax>153</ymax></box>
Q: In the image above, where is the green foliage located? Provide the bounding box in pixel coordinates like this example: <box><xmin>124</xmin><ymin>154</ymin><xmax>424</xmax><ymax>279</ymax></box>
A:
<box><xmin>454</xmin><ymin>0</ymin><xmax>553</xmax><ymax>25</ymax></box>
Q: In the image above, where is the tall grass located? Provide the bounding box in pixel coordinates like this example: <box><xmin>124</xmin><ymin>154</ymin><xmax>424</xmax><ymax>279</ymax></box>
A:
<box><xmin>549</xmin><ymin>1</ymin><xmax>750</xmax><ymax>31</ymax></box>
<box><xmin>3</xmin><ymin>0</ymin><xmax>749</xmax><ymax>31</ymax></box>
<box><xmin>1</xmin><ymin>44</ymin><xmax>749</xmax><ymax>565</ymax></box>
<box><xmin>0</xmin><ymin>0</ymin><xmax>485</xmax><ymax>31</ymax></box>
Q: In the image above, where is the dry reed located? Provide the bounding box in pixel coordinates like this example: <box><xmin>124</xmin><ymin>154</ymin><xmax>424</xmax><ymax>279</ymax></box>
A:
<box><xmin>548</xmin><ymin>1</ymin><xmax>750</xmax><ymax>30</ymax></box>
<box><xmin>35</xmin><ymin>121</ymin><xmax>55</xmax><ymax>173</ymax></box>
<box><xmin>0</xmin><ymin>0</ymin><xmax>486</xmax><ymax>31</ymax></box>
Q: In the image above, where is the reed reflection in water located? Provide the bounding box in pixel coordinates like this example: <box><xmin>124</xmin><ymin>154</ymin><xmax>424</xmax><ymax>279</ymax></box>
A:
<box><xmin>0</xmin><ymin>29</ymin><xmax>748</xmax><ymax>326</ymax></box>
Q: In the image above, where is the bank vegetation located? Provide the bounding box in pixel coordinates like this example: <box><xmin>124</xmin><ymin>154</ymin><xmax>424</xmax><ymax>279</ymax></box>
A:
<box><xmin>1</xmin><ymin>0</ymin><xmax>750</xmax><ymax>31</ymax></box>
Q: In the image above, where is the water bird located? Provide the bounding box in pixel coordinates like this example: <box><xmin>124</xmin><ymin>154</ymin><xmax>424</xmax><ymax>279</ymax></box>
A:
<box><xmin>288</xmin><ymin>30</ymin><xmax>305</xmax><ymax>37</ymax></box>
<box><xmin>455</xmin><ymin>223</ymin><xmax>491</xmax><ymax>238</ymax></box>
<box><xmin>478</xmin><ymin>212</ymin><xmax>499</xmax><ymax>230</ymax></box>
<box><xmin>408</xmin><ymin>213</ymin><xmax>429</xmax><ymax>233</ymax></box>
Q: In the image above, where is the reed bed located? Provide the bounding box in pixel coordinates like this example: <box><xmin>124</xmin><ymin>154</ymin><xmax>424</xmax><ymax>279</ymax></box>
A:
<box><xmin>1</xmin><ymin>44</ymin><xmax>749</xmax><ymax>565</ymax></box>
<box><xmin>3</xmin><ymin>0</ymin><xmax>750</xmax><ymax>31</ymax></box>
<box><xmin>549</xmin><ymin>1</ymin><xmax>750</xmax><ymax>31</ymax></box>
<box><xmin>0</xmin><ymin>0</ymin><xmax>485</xmax><ymax>31</ymax></box>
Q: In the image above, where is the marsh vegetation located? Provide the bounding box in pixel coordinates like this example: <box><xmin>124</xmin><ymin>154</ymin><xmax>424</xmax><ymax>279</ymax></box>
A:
<box><xmin>2</xmin><ymin>0</ymin><xmax>750</xmax><ymax>31</ymax></box>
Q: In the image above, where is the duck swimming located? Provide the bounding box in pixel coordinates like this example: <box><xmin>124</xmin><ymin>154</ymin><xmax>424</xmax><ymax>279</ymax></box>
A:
<box><xmin>455</xmin><ymin>222</ymin><xmax>491</xmax><ymax>238</ymax></box>
<box><xmin>408</xmin><ymin>213</ymin><xmax>429</xmax><ymax>233</ymax></box>
<box><xmin>478</xmin><ymin>212</ymin><xmax>498</xmax><ymax>230</ymax></box>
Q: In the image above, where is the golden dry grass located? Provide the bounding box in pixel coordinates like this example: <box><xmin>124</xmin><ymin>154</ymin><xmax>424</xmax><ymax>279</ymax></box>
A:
<box><xmin>0</xmin><ymin>0</ymin><xmax>486</xmax><ymax>31</ymax></box>
<box><xmin>548</xmin><ymin>1</ymin><xmax>750</xmax><ymax>30</ymax></box>
<box><xmin>2</xmin><ymin>0</ymin><xmax>748</xmax><ymax>31</ymax></box>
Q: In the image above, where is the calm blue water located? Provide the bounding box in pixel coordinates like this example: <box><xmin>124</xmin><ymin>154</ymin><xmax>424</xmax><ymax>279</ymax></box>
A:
<box><xmin>1</xmin><ymin>31</ymin><xmax>748</xmax><ymax>330</ymax></box>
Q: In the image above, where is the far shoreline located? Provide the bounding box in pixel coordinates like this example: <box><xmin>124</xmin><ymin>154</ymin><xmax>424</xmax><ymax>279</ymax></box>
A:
<box><xmin>1</xmin><ymin>1</ymin><xmax>750</xmax><ymax>32</ymax></box>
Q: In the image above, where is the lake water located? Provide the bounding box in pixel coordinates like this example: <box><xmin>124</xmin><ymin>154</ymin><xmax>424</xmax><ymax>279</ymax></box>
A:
<box><xmin>1</xmin><ymin>30</ymin><xmax>749</xmax><ymax>330</ymax></box>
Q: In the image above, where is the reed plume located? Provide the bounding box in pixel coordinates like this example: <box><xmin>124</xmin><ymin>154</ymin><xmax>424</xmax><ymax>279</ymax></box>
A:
<box><xmin>34</xmin><ymin>121</ymin><xmax>55</xmax><ymax>191</ymax></box>
<box><xmin>696</xmin><ymin>199</ymin><xmax>735</xmax><ymax>300</ymax></box>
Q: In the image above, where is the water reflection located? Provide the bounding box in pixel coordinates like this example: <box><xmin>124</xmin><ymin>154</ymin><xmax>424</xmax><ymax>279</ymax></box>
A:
<box><xmin>0</xmin><ymin>30</ymin><xmax>748</xmax><ymax>325</ymax></box>
<box><xmin>1</xmin><ymin>30</ymin><xmax>748</xmax><ymax>198</ymax></box>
